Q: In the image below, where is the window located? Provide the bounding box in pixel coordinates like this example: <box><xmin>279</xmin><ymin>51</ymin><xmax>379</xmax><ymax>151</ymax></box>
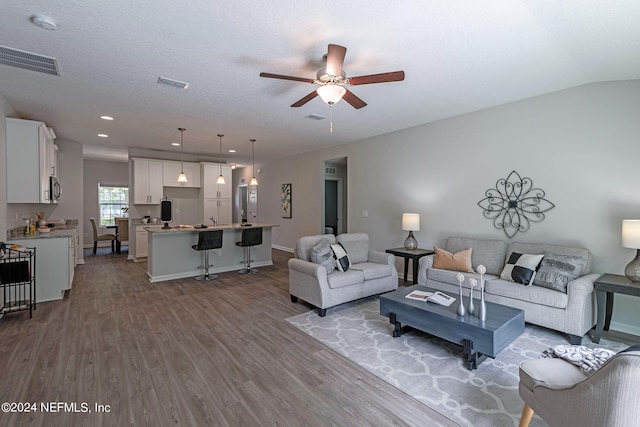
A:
<box><xmin>98</xmin><ymin>184</ymin><xmax>129</xmax><ymax>226</ymax></box>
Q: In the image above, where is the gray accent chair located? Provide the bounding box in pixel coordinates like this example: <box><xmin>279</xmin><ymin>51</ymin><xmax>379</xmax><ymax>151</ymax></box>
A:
<box><xmin>418</xmin><ymin>237</ymin><xmax>597</xmax><ymax>344</ymax></box>
<box><xmin>518</xmin><ymin>345</ymin><xmax>640</xmax><ymax>427</ymax></box>
<box><xmin>288</xmin><ymin>233</ymin><xmax>398</xmax><ymax>316</ymax></box>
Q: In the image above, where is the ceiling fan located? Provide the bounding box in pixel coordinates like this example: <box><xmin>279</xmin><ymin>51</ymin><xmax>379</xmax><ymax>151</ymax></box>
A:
<box><xmin>260</xmin><ymin>44</ymin><xmax>405</xmax><ymax>109</ymax></box>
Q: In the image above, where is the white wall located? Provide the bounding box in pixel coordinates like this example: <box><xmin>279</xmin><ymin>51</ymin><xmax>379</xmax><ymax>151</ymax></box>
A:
<box><xmin>257</xmin><ymin>80</ymin><xmax>640</xmax><ymax>335</ymax></box>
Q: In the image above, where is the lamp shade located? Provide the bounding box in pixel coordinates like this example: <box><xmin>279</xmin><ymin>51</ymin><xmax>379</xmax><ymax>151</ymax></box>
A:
<box><xmin>622</xmin><ymin>220</ymin><xmax>640</xmax><ymax>248</ymax></box>
<box><xmin>317</xmin><ymin>84</ymin><xmax>346</xmax><ymax>105</ymax></box>
<box><xmin>402</xmin><ymin>213</ymin><xmax>420</xmax><ymax>231</ymax></box>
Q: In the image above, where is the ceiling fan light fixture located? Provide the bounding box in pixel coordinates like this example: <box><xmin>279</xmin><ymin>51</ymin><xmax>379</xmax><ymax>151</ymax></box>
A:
<box><xmin>317</xmin><ymin>84</ymin><xmax>346</xmax><ymax>105</ymax></box>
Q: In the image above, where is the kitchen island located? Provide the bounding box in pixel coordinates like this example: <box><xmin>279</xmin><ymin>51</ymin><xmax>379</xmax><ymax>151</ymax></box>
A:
<box><xmin>145</xmin><ymin>223</ymin><xmax>278</xmax><ymax>282</ymax></box>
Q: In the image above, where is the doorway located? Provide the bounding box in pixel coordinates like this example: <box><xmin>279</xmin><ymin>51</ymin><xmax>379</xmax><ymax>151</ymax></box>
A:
<box><xmin>323</xmin><ymin>157</ymin><xmax>347</xmax><ymax>235</ymax></box>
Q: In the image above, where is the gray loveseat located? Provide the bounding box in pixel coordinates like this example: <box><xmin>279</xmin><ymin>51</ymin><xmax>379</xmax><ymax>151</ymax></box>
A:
<box><xmin>289</xmin><ymin>233</ymin><xmax>398</xmax><ymax>316</ymax></box>
<box><xmin>418</xmin><ymin>237</ymin><xmax>597</xmax><ymax>344</ymax></box>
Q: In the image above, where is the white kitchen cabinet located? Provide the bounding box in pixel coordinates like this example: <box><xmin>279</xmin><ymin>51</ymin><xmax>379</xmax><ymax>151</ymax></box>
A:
<box><xmin>5</xmin><ymin>117</ymin><xmax>57</xmax><ymax>203</ymax></box>
<box><xmin>162</xmin><ymin>160</ymin><xmax>201</xmax><ymax>188</ymax></box>
<box><xmin>7</xmin><ymin>236</ymin><xmax>70</xmax><ymax>303</ymax></box>
<box><xmin>201</xmin><ymin>163</ymin><xmax>232</xmax><ymax>224</ymax></box>
<box><xmin>135</xmin><ymin>227</ymin><xmax>149</xmax><ymax>258</ymax></box>
<box><xmin>202</xmin><ymin>164</ymin><xmax>232</xmax><ymax>198</ymax></box>
<box><xmin>203</xmin><ymin>198</ymin><xmax>233</xmax><ymax>225</ymax></box>
<box><xmin>132</xmin><ymin>158</ymin><xmax>163</xmax><ymax>204</ymax></box>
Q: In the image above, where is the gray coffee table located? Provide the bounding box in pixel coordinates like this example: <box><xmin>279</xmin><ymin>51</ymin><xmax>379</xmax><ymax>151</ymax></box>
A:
<box><xmin>380</xmin><ymin>285</ymin><xmax>525</xmax><ymax>370</ymax></box>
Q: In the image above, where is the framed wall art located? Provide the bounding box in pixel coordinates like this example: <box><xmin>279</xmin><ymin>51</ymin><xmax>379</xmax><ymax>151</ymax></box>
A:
<box><xmin>281</xmin><ymin>183</ymin><xmax>292</xmax><ymax>218</ymax></box>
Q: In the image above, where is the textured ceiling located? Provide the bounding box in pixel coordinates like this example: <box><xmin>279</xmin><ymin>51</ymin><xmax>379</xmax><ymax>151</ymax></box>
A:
<box><xmin>2</xmin><ymin>1</ymin><xmax>640</xmax><ymax>165</ymax></box>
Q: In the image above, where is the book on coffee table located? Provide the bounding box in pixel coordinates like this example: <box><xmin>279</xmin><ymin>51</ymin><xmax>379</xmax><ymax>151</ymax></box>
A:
<box><xmin>405</xmin><ymin>290</ymin><xmax>455</xmax><ymax>306</ymax></box>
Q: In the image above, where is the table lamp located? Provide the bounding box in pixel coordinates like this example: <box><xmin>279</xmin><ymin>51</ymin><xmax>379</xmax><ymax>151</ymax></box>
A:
<box><xmin>402</xmin><ymin>213</ymin><xmax>420</xmax><ymax>250</ymax></box>
<box><xmin>622</xmin><ymin>220</ymin><xmax>640</xmax><ymax>282</ymax></box>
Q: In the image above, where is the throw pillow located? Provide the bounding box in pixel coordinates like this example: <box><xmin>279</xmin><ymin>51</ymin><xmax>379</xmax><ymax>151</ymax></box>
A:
<box><xmin>500</xmin><ymin>252</ymin><xmax>544</xmax><ymax>285</ymax></box>
<box><xmin>330</xmin><ymin>243</ymin><xmax>351</xmax><ymax>272</ymax></box>
<box><xmin>532</xmin><ymin>253</ymin><xmax>586</xmax><ymax>293</ymax></box>
<box><xmin>432</xmin><ymin>247</ymin><xmax>474</xmax><ymax>273</ymax></box>
<box><xmin>310</xmin><ymin>239</ymin><xmax>336</xmax><ymax>274</ymax></box>
<box><xmin>540</xmin><ymin>345</ymin><xmax>616</xmax><ymax>376</ymax></box>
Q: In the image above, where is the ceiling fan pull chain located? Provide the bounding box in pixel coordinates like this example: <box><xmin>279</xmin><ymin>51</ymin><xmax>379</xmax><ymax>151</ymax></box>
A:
<box><xmin>329</xmin><ymin>104</ymin><xmax>334</xmax><ymax>134</ymax></box>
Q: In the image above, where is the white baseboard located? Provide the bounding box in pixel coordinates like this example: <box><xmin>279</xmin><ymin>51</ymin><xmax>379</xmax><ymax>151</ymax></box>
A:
<box><xmin>272</xmin><ymin>244</ymin><xmax>294</xmax><ymax>253</ymax></box>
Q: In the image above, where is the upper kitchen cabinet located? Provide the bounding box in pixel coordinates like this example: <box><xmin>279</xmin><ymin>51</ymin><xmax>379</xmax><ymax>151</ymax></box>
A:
<box><xmin>5</xmin><ymin>117</ymin><xmax>57</xmax><ymax>203</ymax></box>
<box><xmin>202</xmin><ymin>164</ymin><xmax>232</xmax><ymax>198</ymax></box>
<box><xmin>162</xmin><ymin>160</ymin><xmax>201</xmax><ymax>188</ymax></box>
<box><xmin>132</xmin><ymin>158</ymin><xmax>163</xmax><ymax>204</ymax></box>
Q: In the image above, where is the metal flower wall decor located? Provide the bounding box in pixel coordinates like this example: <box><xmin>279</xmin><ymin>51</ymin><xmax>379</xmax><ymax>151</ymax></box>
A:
<box><xmin>477</xmin><ymin>171</ymin><xmax>555</xmax><ymax>238</ymax></box>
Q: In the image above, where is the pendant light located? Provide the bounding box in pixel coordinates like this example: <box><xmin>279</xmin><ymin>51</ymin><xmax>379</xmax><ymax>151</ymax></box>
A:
<box><xmin>177</xmin><ymin>127</ymin><xmax>188</xmax><ymax>183</ymax></box>
<box><xmin>216</xmin><ymin>134</ymin><xmax>225</xmax><ymax>184</ymax></box>
<box><xmin>249</xmin><ymin>139</ymin><xmax>258</xmax><ymax>186</ymax></box>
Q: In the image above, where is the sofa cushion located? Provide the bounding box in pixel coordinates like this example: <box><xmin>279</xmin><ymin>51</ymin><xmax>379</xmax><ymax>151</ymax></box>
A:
<box><xmin>485</xmin><ymin>278</ymin><xmax>568</xmax><ymax>308</ymax></box>
<box><xmin>533</xmin><ymin>253</ymin><xmax>586</xmax><ymax>293</ymax></box>
<box><xmin>296</xmin><ymin>234</ymin><xmax>336</xmax><ymax>261</ymax></box>
<box><xmin>508</xmin><ymin>242</ymin><xmax>592</xmax><ymax>276</ymax></box>
<box><xmin>500</xmin><ymin>252</ymin><xmax>544</xmax><ymax>285</ymax></box>
<box><xmin>336</xmin><ymin>233</ymin><xmax>369</xmax><ymax>264</ymax></box>
<box><xmin>433</xmin><ymin>247</ymin><xmax>474</xmax><ymax>273</ymax></box>
<box><xmin>427</xmin><ymin>268</ymin><xmax>498</xmax><ymax>289</ymax></box>
<box><xmin>445</xmin><ymin>237</ymin><xmax>507</xmax><ymax>276</ymax></box>
<box><xmin>326</xmin><ymin>269</ymin><xmax>364</xmax><ymax>289</ymax></box>
<box><xmin>309</xmin><ymin>239</ymin><xmax>336</xmax><ymax>274</ymax></box>
<box><xmin>330</xmin><ymin>243</ymin><xmax>351</xmax><ymax>272</ymax></box>
<box><xmin>350</xmin><ymin>262</ymin><xmax>393</xmax><ymax>281</ymax></box>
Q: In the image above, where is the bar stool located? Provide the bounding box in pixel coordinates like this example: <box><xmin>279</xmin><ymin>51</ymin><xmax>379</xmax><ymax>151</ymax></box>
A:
<box><xmin>236</xmin><ymin>227</ymin><xmax>263</xmax><ymax>274</ymax></box>
<box><xmin>192</xmin><ymin>230</ymin><xmax>223</xmax><ymax>281</ymax></box>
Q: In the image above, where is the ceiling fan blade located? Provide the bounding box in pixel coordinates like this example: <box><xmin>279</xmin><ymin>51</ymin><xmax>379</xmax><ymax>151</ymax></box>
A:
<box><xmin>259</xmin><ymin>72</ymin><xmax>315</xmax><ymax>84</ymax></box>
<box><xmin>291</xmin><ymin>90</ymin><xmax>319</xmax><ymax>107</ymax></box>
<box><xmin>342</xmin><ymin>89</ymin><xmax>367</xmax><ymax>109</ymax></box>
<box><xmin>348</xmin><ymin>71</ymin><xmax>405</xmax><ymax>86</ymax></box>
<box><xmin>326</xmin><ymin>44</ymin><xmax>347</xmax><ymax>76</ymax></box>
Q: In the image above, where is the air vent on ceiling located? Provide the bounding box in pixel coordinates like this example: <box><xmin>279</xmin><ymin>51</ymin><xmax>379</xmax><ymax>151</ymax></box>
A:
<box><xmin>157</xmin><ymin>76</ymin><xmax>190</xmax><ymax>90</ymax></box>
<box><xmin>0</xmin><ymin>45</ymin><xmax>59</xmax><ymax>76</ymax></box>
<box><xmin>325</xmin><ymin>167</ymin><xmax>336</xmax><ymax>175</ymax></box>
<box><xmin>306</xmin><ymin>114</ymin><xmax>326</xmax><ymax>121</ymax></box>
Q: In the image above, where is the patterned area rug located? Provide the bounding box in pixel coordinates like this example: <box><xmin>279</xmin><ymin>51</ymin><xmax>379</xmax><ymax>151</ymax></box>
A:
<box><xmin>286</xmin><ymin>296</ymin><xmax>627</xmax><ymax>427</ymax></box>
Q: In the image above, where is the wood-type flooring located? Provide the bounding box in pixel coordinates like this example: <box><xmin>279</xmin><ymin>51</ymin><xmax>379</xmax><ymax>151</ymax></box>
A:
<box><xmin>0</xmin><ymin>248</ymin><xmax>458</xmax><ymax>427</ymax></box>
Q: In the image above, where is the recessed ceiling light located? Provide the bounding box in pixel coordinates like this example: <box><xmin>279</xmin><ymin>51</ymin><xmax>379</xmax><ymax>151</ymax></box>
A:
<box><xmin>100</xmin><ymin>115</ymin><xmax>114</xmax><ymax>120</ymax></box>
<box><xmin>171</xmin><ymin>142</ymin><xmax>180</xmax><ymax>146</ymax></box>
<box><xmin>228</xmin><ymin>149</ymin><xmax>236</xmax><ymax>153</ymax></box>
<box><xmin>97</xmin><ymin>133</ymin><xmax>108</xmax><ymax>138</ymax></box>
<box><xmin>30</xmin><ymin>14</ymin><xmax>57</xmax><ymax>31</ymax></box>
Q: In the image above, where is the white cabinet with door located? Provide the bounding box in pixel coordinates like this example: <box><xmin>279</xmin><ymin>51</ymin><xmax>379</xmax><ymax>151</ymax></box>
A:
<box><xmin>201</xmin><ymin>164</ymin><xmax>232</xmax><ymax>224</ymax></box>
<box><xmin>203</xmin><ymin>198</ymin><xmax>233</xmax><ymax>226</ymax></box>
<box><xmin>162</xmin><ymin>160</ymin><xmax>201</xmax><ymax>188</ymax></box>
<box><xmin>5</xmin><ymin>117</ymin><xmax>57</xmax><ymax>203</ymax></box>
<box><xmin>135</xmin><ymin>227</ymin><xmax>149</xmax><ymax>259</ymax></box>
<box><xmin>202</xmin><ymin>164</ymin><xmax>232</xmax><ymax>198</ymax></box>
<box><xmin>132</xmin><ymin>158</ymin><xmax>163</xmax><ymax>204</ymax></box>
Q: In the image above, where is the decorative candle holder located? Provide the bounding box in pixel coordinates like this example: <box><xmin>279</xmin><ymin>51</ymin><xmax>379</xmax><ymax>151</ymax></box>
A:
<box><xmin>456</xmin><ymin>272</ymin><xmax>466</xmax><ymax>317</ymax></box>
<box><xmin>468</xmin><ymin>278</ymin><xmax>477</xmax><ymax>315</ymax></box>
<box><xmin>477</xmin><ymin>265</ymin><xmax>487</xmax><ymax>321</ymax></box>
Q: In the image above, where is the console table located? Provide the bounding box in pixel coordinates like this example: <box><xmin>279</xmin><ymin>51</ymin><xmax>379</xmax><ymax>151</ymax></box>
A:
<box><xmin>593</xmin><ymin>273</ymin><xmax>640</xmax><ymax>343</ymax></box>
<box><xmin>385</xmin><ymin>248</ymin><xmax>434</xmax><ymax>284</ymax></box>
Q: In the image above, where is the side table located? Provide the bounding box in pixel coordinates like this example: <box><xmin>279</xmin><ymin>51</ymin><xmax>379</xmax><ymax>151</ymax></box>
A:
<box><xmin>593</xmin><ymin>273</ymin><xmax>640</xmax><ymax>343</ymax></box>
<box><xmin>385</xmin><ymin>248</ymin><xmax>434</xmax><ymax>284</ymax></box>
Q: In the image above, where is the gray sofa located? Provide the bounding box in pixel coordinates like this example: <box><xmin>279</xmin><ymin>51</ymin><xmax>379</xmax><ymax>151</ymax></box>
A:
<box><xmin>289</xmin><ymin>233</ymin><xmax>398</xmax><ymax>316</ymax></box>
<box><xmin>418</xmin><ymin>237</ymin><xmax>597</xmax><ymax>344</ymax></box>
